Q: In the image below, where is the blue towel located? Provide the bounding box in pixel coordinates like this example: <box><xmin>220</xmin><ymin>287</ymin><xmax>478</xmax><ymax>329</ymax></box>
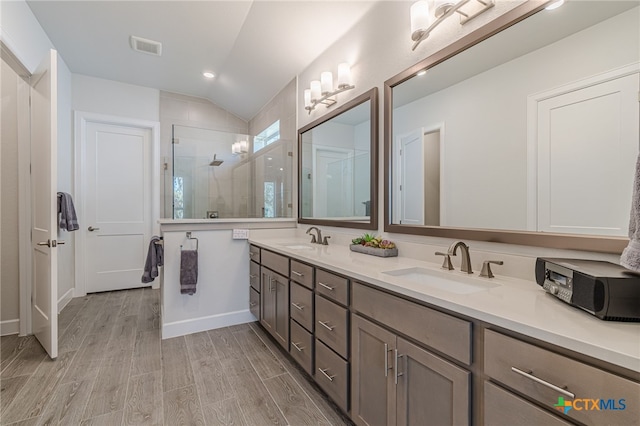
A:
<box><xmin>57</xmin><ymin>192</ymin><xmax>79</xmax><ymax>231</ymax></box>
<box><xmin>141</xmin><ymin>236</ymin><xmax>164</xmax><ymax>283</ymax></box>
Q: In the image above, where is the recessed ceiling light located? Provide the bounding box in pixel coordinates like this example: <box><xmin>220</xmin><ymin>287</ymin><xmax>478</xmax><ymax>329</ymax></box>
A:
<box><xmin>545</xmin><ymin>0</ymin><xmax>564</xmax><ymax>10</ymax></box>
<box><xmin>417</xmin><ymin>70</ymin><xmax>427</xmax><ymax>76</ymax></box>
<box><xmin>203</xmin><ymin>72</ymin><xmax>215</xmax><ymax>79</ymax></box>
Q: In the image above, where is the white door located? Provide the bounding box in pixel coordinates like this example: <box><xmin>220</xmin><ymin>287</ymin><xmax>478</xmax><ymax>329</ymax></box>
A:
<box><xmin>31</xmin><ymin>50</ymin><xmax>58</xmax><ymax>359</ymax></box>
<box><xmin>313</xmin><ymin>148</ymin><xmax>353</xmax><ymax>217</ymax></box>
<box><xmin>537</xmin><ymin>72</ymin><xmax>639</xmax><ymax>235</ymax></box>
<box><xmin>82</xmin><ymin>121</ymin><xmax>152</xmax><ymax>293</ymax></box>
<box><xmin>398</xmin><ymin>130</ymin><xmax>424</xmax><ymax>225</ymax></box>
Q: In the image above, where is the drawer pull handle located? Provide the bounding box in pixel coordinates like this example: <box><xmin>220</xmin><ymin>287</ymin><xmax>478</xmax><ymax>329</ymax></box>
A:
<box><xmin>249</xmin><ymin>274</ymin><xmax>257</xmax><ymax>279</ymax></box>
<box><xmin>291</xmin><ymin>302</ymin><xmax>304</xmax><ymax>311</ymax></box>
<box><xmin>318</xmin><ymin>320</ymin><xmax>334</xmax><ymax>331</ymax></box>
<box><xmin>384</xmin><ymin>343</ymin><xmax>389</xmax><ymax>377</ymax></box>
<box><xmin>511</xmin><ymin>367</ymin><xmax>575</xmax><ymax>399</ymax></box>
<box><xmin>318</xmin><ymin>368</ymin><xmax>335</xmax><ymax>382</ymax></box>
<box><xmin>318</xmin><ymin>282</ymin><xmax>334</xmax><ymax>291</ymax></box>
<box><xmin>394</xmin><ymin>349</ymin><xmax>404</xmax><ymax>385</ymax></box>
<box><xmin>292</xmin><ymin>342</ymin><xmax>304</xmax><ymax>352</ymax></box>
<box><xmin>249</xmin><ymin>252</ymin><xmax>256</xmax><ymax>257</ymax></box>
<box><xmin>292</xmin><ymin>270</ymin><xmax>304</xmax><ymax>277</ymax></box>
<box><xmin>250</xmin><ymin>302</ymin><xmax>257</xmax><ymax>307</ymax></box>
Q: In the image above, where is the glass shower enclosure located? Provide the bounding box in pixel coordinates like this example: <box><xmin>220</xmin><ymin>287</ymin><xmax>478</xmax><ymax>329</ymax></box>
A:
<box><xmin>170</xmin><ymin>125</ymin><xmax>293</xmax><ymax>220</ymax></box>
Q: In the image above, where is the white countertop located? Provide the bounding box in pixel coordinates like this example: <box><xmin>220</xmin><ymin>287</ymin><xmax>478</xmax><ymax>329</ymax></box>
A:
<box><xmin>249</xmin><ymin>236</ymin><xmax>640</xmax><ymax>373</ymax></box>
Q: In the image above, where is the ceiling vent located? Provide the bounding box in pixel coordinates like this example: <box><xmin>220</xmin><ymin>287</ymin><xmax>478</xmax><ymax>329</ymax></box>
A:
<box><xmin>130</xmin><ymin>36</ymin><xmax>162</xmax><ymax>56</ymax></box>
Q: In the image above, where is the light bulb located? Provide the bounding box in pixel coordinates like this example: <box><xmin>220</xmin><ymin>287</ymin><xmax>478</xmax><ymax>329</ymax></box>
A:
<box><xmin>310</xmin><ymin>80</ymin><xmax>322</xmax><ymax>101</ymax></box>
<box><xmin>410</xmin><ymin>1</ymin><xmax>430</xmax><ymax>40</ymax></box>
<box><xmin>337</xmin><ymin>63</ymin><xmax>351</xmax><ymax>88</ymax></box>
<box><xmin>304</xmin><ymin>89</ymin><xmax>311</xmax><ymax>108</ymax></box>
<box><xmin>321</xmin><ymin>71</ymin><xmax>333</xmax><ymax>95</ymax></box>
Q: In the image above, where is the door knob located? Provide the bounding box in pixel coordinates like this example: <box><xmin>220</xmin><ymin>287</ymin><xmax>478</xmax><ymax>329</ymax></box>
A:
<box><xmin>88</xmin><ymin>226</ymin><xmax>100</xmax><ymax>232</ymax></box>
<box><xmin>37</xmin><ymin>240</ymin><xmax>51</xmax><ymax>247</ymax></box>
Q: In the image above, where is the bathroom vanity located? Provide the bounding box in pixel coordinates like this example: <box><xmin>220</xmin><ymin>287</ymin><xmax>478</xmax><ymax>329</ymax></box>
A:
<box><xmin>248</xmin><ymin>236</ymin><xmax>640</xmax><ymax>426</ymax></box>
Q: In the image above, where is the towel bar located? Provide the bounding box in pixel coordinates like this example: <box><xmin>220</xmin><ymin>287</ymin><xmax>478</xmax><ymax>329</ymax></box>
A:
<box><xmin>181</xmin><ymin>232</ymin><xmax>198</xmax><ymax>251</ymax></box>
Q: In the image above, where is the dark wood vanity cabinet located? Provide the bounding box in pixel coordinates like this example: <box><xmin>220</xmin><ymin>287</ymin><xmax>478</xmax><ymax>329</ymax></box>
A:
<box><xmin>252</xmin><ymin>246</ymin><xmax>289</xmax><ymax>350</ymax></box>
<box><xmin>248</xmin><ymin>244</ymin><xmax>639</xmax><ymax>426</ymax></box>
<box><xmin>351</xmin><ymin>284</ymin><xmax>471</xmax><ymax>426</ymax></box>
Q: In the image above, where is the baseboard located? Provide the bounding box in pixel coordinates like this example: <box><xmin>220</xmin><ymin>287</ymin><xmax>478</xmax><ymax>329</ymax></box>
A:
<box><xmin>1</xmin><ymin>319</ymin><xmax>20</xmax><ymax>336</ymax></box>
<box><xmin>57</xmin><ymin>287</ymin><xmax>74</xmax><ymax>314</ymax></box>
<box><xmin>161</xmin><ymin>309</ymin><xmax>255</xmax><ymax>339</ymax></box>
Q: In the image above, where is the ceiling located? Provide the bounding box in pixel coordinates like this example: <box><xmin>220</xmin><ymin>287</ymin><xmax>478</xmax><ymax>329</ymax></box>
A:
<box><xmin>26</xmin><ymin>0</ymin><xmax>380</xmax><ymax>121</ymax></box>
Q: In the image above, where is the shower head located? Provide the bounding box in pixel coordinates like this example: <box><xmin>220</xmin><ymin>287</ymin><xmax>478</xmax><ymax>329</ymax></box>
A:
<box><xmin>209</xmin><ymin>154</ymin><xmax>224</xmax><ymax>166</ymax></box>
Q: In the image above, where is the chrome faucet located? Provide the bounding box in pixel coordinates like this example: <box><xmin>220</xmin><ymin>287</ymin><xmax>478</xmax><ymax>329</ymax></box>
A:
<box><xmin>306</xmin><ymin>227</ymin><xmax>322</xmax><ymax>244</ymax></box>
<box><xmin>448</xmin><ymin>241</ymin><xmax>473</xmax><ymax>274</ymax></box>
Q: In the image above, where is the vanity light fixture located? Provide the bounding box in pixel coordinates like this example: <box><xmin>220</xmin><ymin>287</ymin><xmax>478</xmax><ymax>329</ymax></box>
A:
<box><xmin>304</xmin><ymin>63</ymin><xmax>355</xmax><ymax>114</ymax></box>
<box><xmin>410</xmin><ymin>0</ymin><xmax>495</xmax><ymax>51</ymax></box>
<box><xmin>231</xmin><ymin>140</ymin><xmax>248</xmax><ymax>155</ymax></box>
<box><xmin>203</xmin><ymin>71</ymin><xmax>215</xmax><ymax>79</ymax></box>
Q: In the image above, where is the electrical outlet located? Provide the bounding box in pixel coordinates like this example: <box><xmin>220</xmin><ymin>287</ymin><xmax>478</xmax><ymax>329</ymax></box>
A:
<box><xmin>232</xmin><ymin>229</ymin><xmax>249</xmax><ymax>239</ymax></box>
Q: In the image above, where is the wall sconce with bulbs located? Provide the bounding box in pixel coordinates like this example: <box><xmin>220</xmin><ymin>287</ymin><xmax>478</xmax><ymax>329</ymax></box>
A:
<box><xmin>410</xmin><ymin>0</ymin><xmax>494</xmax><ymax>51</ymax></box>
<box><xmin>232</xmin><ymin>140</ymin><xmax>248</xmax><ymax>155</ymax></box>
<box><xmin>304</xmin><ymin>63</ymin><xmax>355</xmax><ymax>114</ymax></box>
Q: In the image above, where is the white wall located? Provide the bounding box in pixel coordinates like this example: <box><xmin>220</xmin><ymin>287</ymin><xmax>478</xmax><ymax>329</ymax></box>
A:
<box><xmin>72</xmin><ymin>74</ymin><xmax>159</xmax><ymax>121</ymax></box>
<box><xmin>393</xmin><ymin>8</ymin><xmax>638</xmax><ymax>230</ymax></box>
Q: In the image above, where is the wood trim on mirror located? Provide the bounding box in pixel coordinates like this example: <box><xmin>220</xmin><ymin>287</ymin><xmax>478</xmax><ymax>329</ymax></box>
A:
<box><xmin>298</xmin><ymin>87</ymin><xmax>379</xmax><ymax>230</ymax></box>
<box><xmin>383</xmin><ymin>1</ymin><xmax>628</xmax><ymax>254</ymax></box>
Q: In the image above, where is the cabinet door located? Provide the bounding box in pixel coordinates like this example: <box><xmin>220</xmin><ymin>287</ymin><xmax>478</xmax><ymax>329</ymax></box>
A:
<box><xmin>396</xmin><ymin>338</ymin><xmax>470</xmax><ymax>426</ymax></box>
<box><xmin>260</xmin><ymin>267</ymin><xmax>275</xmax><ymax>332</ymax></box>
<box><xmin>273</xmin><ymin>272</ymin><xmax>289</xmax><ymax>348</ymax></box>
<box><xmin>352</xmin><ymin>315</ymin><xmax>396</xmax><ymax>426</ymax></box>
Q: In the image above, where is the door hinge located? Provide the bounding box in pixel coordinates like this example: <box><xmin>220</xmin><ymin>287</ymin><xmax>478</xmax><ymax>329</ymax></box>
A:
<box><xmin>399</xmin><ymin>149</ymin><xmax>402</xmax><ymax>155</ymax></box>
<box><xmin>287</xmin><ymin>151</ymin><xmax>293</xmax><ymax>157</ymax></box>
<box><xmin>400</xmin><ymin>184</ymin><xmax>402</xmax><ymax>191</ymax></box>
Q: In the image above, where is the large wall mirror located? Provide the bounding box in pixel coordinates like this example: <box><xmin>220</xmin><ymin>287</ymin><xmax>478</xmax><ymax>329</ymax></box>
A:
<box><xmin>299</xmin><ymin>88</ymin><xmax>378</xmax><ymax>229</ymax></box>
<box><xmin>384</xmin><ymin>1</ymin><xmax>639</xmax><ymax>253</ymax></box>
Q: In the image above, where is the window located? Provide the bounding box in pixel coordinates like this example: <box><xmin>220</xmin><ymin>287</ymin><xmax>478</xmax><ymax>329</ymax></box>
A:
<box><xmin>253</xmin><ymin>120</ymin><xmax>280</xmax><ymax>152</ymax></box>
<box><xmin>264</xmin><ymin>182</ymin><xmax>275</xmax><ymax>218</ymax></box>
<box><xmin>173</xmin><ymin>177</ymin><xmax>184</xmax><ymax>219</ymax></box>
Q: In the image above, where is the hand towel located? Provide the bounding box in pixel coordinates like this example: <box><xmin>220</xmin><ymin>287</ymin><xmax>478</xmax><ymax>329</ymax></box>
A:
<box><xmin>141</xmin><ymin>236</ymin><xmax>164</xmax><ymax>283</ymax></box>
<box><xmin>621</xmin><ymin>154</ymin><xmax>640</xmax><ymax>271</ymax></box>
<box><xmin>57</xmin><ymin>192</ymin><xmax>79</xmax><ymax>231</ymax></box>
<box><xmin>180</xmin><ymin>249</ymin><xmax>198</xmax><ymax>295</ymax></box>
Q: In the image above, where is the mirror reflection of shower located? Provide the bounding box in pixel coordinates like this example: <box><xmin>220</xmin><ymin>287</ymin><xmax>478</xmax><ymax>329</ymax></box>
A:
<box><xmin>169</xmin><ymin>124</ymin><xmax>293</xmax><ymax>219</ymax></box>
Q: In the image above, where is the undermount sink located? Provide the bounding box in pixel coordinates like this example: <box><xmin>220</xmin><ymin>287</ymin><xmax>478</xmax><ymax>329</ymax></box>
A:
<box><xmin>382</xmin><ymin>267</ymin><xmax>500</xmax><ymax>294</ymax></box>
<box><xmin>280</xmin><ymin>244</ymin><xmax>315</xmax><ymax>250</ymax></box>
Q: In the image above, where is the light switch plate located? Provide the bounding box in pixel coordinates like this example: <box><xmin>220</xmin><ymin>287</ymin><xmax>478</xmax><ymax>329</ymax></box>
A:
<box><xmin>232</xmin><ymin>229</ymin><xmax>249</xmax><ymax>239</ymax></box>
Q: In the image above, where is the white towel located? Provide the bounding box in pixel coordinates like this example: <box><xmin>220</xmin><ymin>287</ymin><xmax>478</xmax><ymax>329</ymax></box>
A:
<box><xmin>621</xmin><ymin>154</ymin><xmax>640</xmax><ymax>271</ymax></box>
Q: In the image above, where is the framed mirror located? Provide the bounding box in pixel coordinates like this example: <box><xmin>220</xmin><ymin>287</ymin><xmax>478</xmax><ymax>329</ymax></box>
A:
<box><xmin>384</xmin><ymin>1</ymin><xmax>638</xmax><ymax>253</ymax></box>
<box><xmin>299</xmin><ymin>88</ymin><xmax>378</xmax><ymax>230</ymax></box>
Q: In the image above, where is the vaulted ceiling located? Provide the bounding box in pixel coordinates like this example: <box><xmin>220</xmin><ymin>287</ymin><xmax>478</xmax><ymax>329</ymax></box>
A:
<box><xmin>27</xmin><ymin>1</ymin><xmax>379</xmax><ymax>121</ymax></box>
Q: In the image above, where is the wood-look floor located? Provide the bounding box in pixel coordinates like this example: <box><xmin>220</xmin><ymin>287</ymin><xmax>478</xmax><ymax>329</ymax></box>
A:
<box><xmin>0</xmin><ymin>288</ymin><xmax>351</xmax><ymax>425</ymax></box>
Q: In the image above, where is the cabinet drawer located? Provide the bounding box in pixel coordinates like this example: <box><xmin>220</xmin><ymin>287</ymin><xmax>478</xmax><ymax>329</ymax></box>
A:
<box><xmin>484</xmin><ymin>381</ymin><xmax>571</xmax><ymax>426</ymax></box>
<box><xmin>249</xmin><ymin>287</ymin><xmax>259</xmax><ymax>319</ymax></box>
<box><xmin>352</xmin><ymin>282</ymin><xmax>472</xmax><ymax>365</ymax></box>
<box><xmin>290</xmin><ymin>282</ymin><xmax>313</xmax><ymax>332</ymax></box>
<box><xmin>290</xmin><ymin>320</ymin><xmax>313</xmax><ymax>376</ymax></box>
<box><xmin>315</xmin><ymin>295</ymin><xmax>349</xmax><ymax>358</ymax></box>
<box><xmin>290</xmin><ymin>260</ymin><xmax>313</xmax><ymax>289</ymax></box>
<box><xmin>316</xmin><ymin>269</ymin><xmax>349</xmax><ymax>305</ymax></box>
<box><xmin>484</xmin><ymin>329</ymin><xmax>640</xmax><ymax>426</ymax></box>
<box><xmin>249</xmin><ymin>245</ymin><xmax>261</xmax><ymax>263</ymax></box>
<box><xmin>315</xmin><ymin>339</ymin><xmax>349</xmax><ymax>413</ymax></box>
<box><xmin>249</xmin><ymin>261</ymin><xmax>260</xmax><ymax>291</ymax></box>
<box><xmin>262</xmin><ymin>250</ymin><xmax>289</xmax><ymax>277</ymax></box>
